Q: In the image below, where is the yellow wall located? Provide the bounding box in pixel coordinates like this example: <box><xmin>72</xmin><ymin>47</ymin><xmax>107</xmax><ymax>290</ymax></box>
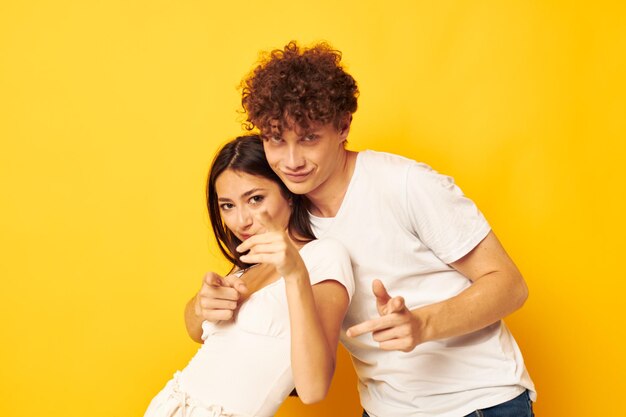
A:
<box><xmin>1</xmin><ymin>1</ymin><xmax>624</xmax><ymax>416</ymax></box>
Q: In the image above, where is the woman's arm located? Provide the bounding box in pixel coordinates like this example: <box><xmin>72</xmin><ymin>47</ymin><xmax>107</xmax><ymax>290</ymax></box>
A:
<box><xmin>284</xmin><ymin>271</ymin><xmax>349</xmax><ymax>403</ymax></box>
<box><xmin>238</xmin><ymin>212</ymin><xmax>350</xmax><ymax>404</ymax></box>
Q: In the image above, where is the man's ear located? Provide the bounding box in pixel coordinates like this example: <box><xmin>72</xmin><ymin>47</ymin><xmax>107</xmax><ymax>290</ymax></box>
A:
<box><xmin>338</xmin><ymin>113</ymin><xmax>352</xmax><ymax>138</ymax></box>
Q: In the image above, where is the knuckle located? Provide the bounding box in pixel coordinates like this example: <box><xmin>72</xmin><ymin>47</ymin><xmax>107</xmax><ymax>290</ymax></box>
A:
<box><xmin>205</xmin><ymin>312</ymin><xmax>218</xmax><ymax>321</ymax></box>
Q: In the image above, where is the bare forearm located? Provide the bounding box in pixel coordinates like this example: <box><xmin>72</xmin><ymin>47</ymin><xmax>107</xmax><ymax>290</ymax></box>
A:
<box><xmin>418</xmin><ymin>271</ymin><xmax>528</xmax><ymax>342</ymax></box>
<box><xmin>284</xmin><ymin>272</ymin><xmax>336</xmax><ymax>404</ymax></box>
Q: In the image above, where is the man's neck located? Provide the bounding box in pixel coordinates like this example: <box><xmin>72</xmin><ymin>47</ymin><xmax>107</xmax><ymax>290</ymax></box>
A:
<box><xmin>307</xmin><ymin>150</ymin><xmax>358</xmax><ymax>218</ymax></box>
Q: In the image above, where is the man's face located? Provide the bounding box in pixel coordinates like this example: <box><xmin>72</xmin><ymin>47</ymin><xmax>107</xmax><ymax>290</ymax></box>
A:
<box><xmin>262</xmin><ymin>120</ymin><xmax>349</xmax><ymax>196</ymax></box>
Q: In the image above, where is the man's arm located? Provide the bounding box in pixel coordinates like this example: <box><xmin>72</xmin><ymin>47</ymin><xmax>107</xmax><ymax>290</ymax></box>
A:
<box><xmin>347</xmin><ymin>231</ymin><xmax>528</xmax><ymax>351</ymax></box>
<box><xmin>184</xmin><ymin>292</ymin><xmax>204</xmax><ymax>343</ymax></box>
<box><xmin>428</xmin><ymin>230</ymin><xmax>528</xmax><ymax>340</ymax></box>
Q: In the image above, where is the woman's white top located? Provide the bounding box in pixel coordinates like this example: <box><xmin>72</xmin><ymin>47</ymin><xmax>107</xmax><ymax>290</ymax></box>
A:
<box><xmin>144</xmin><ymin>237</ymin><xmax>354</xmax><ymax>417</ymax></box>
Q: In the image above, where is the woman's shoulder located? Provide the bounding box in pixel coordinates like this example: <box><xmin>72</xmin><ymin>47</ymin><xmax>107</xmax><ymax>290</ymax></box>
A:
<box><xmin>300</xmin><ymin>237</ymin><xmax>355</xmax><ymax>297</ymax></box>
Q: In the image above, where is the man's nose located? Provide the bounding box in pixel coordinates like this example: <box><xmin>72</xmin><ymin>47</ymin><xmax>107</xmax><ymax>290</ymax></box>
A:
<box><xmin>284</xmin><ymin>145</ymin><xmax>305</xmax><ymax>171</ymax></box>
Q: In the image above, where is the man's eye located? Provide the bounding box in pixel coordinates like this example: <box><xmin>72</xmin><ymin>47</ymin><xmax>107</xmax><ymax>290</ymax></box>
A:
<box><xmin>303</xmin><ymin>134</ymin><xmax>318</xmax><ymax>142</ymax></box>
<box><xmin>269</xmin><ymin>135</ymin><xmax>283</xmax><ymax>143</ymax></box>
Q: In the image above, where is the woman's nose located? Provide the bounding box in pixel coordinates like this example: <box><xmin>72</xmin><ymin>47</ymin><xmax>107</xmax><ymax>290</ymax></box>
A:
<box><xmin>237</xmin><ymin>207</ymin><xmax>253</xmax><ymax>229</ymax></box>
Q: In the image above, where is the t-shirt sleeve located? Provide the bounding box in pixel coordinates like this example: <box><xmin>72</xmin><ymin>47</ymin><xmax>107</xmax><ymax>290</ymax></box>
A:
<box><xmin>300</xmin><ymin>238</ymin><xmax>355</xmax><ymax>301</ymax></box>
<box><xmin>405</xmin><ymin>162</ymin><xmax>491</xmax><ymax>264</ymax></box>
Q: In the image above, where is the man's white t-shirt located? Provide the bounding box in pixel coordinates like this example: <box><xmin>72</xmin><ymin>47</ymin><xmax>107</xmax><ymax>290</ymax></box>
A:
<box><xmin>311</xmin><ymin>150</ymin><xmax>535</xmax><ymax>417</ymax></box>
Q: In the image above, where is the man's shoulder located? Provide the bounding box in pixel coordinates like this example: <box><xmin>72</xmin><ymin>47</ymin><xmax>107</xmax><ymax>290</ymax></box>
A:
<box><xmin>358</xmin><ymin>150</ymin><xmax>433</xmax><ymax>178</ymax></box>
<box><xmin>360</xmin><ymin>149</ymin><xmax>414</xmax><ymax>165</ymax></box>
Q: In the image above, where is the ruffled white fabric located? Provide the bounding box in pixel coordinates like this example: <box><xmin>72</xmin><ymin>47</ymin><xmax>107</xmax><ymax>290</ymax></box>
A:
<box><xmin>144</xmin><ymin>372</ymin><xmax>242</xmax><ymax>417</ymax></box>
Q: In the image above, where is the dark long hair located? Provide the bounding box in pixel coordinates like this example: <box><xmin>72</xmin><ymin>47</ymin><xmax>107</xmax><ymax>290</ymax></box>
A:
<box><xmin>207</xmin><ymin>135</ymin><xmax>315</xmax><ymax>270</ymax></box>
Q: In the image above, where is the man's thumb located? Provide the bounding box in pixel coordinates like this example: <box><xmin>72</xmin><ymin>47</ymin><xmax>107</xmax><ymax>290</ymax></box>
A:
<box><xmin>225</xmin><ymin>274</ymin><xmax>249</xmax><ymax>295</ymax></box>
<box><xmin>372</xmin><ymin>279</ymin><xmax>391</xmax><ymax>304</ymax></box>
<box><xmin>204</xmin><ymin>271</ymin><xmax>224</xmax><ymax>287</ymax></box>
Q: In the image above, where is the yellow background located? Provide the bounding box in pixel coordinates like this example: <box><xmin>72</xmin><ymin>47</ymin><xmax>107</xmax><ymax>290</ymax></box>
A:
<box><xmin>1</xmin><ymin>1</ymin><xmax>624</xmax><ymax>416</ymax></box>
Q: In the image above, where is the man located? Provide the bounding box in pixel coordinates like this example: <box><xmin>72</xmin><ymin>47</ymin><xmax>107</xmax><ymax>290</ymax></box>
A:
<box><xmin>186</xmin><ymin>41</ymin><xmax>535</xmax><ymax>417</ymax></box>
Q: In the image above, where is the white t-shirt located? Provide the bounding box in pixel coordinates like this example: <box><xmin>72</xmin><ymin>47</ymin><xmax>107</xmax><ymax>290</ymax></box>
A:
<box><xmin>311</xmin><ymin>150</ymin><xmax>535</xmax><ymax>417</ymax></box>
<box><xmin>144</xmin><ymin>238</ymin><xmax>354</xmax><ymax>417</ymax></box>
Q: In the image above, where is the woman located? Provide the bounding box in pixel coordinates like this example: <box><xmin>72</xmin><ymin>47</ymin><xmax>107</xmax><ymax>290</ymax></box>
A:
<box><xmin>144</xmin><ymin>135</ymin><xmax>354</xmax><ymax>417</ymax></box>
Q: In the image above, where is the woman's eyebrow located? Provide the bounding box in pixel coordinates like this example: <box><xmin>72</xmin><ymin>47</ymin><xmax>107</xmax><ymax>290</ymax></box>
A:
<box><xmin>240</xmin><ymin>188</ymin><xmax>267</xmax><ymax>198</ymax></box>
<box><xmin>218</xmin><ymin>187</ymin><xmax>267</xmax><ymax>202</ymax></box>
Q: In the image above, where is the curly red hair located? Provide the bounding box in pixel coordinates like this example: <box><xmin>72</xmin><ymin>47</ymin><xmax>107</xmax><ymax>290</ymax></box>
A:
<box><xmin>241</xmin><ymin>41</ymin><xmax>359</xmax><ymax>132</ymax></box>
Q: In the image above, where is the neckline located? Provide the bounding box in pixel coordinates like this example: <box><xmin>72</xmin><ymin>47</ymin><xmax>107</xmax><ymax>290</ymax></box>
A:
<box><xmin>245</xmin><ymin>277</ymin><xmax>284</xmax><ymax>301</ymax></box>
<box><xmin>306</xmin><ymin>150</ymin><xmax>359</xmax><ymax>217</ymax></box>
<box><xmin>309</xmin><ymin>150</ymin><xmax>363</xmax><ymax>226</ymax></box>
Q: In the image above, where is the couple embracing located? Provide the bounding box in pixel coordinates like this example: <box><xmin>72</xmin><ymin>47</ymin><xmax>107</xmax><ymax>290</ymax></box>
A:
<box><xmin>144</xmin><ymin>41</ymin><xmax>535</xmax><ymax>417</ymax></box>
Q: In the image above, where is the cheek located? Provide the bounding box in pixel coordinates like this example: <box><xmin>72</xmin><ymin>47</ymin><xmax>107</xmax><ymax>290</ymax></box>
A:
<box><xmin>220</xmin><ymin>213</ymin><xmax>236</xmax><ymax>231</ymax></box>
<box><xmin>262</xmin><ymin>147</ymin><xmax>281</xmax><ymax>166</ymax></box>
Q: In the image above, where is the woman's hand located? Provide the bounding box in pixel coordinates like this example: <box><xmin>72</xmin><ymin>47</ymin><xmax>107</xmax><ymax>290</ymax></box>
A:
<box><xmin>236</xmin><ymin>211</ymin><xmax>305</xmax><ymax>279</ymax></box>
<box><xmin>236</xmin><ymin>211</ymin><xmax>350</xmax><ymax>403</ymax></box>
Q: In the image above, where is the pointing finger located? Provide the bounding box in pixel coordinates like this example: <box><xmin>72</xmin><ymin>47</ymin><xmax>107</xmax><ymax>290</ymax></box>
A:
<box><xmin>346</xmin><ymin>314</ymin><xmax>400</xmax><ymax>338</ymax></box>
<box><xmin>253</xmin><ymin>210</ymin><xmax>281</xmax><ymax>233</ymax></box>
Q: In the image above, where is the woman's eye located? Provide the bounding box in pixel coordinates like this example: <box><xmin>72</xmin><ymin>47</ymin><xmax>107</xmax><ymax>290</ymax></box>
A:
<box><xmin>219</xmin><ymin>203</ymin><xmax>234</xmax><ymax>210</ymax></box>
<box><xmin>249</xmin><ymin>195</ymin><xmax>264</xmax><ymax>205</ymax></box>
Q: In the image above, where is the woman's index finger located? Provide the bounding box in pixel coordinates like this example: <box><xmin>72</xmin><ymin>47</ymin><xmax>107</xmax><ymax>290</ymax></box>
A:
<box><xmin>254</xmin><ymin>210</ymin><xmax>281</xmax><ymax>232</ymax></box>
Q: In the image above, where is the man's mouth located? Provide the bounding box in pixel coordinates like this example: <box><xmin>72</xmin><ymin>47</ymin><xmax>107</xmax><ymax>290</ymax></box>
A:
<box><xmin>282</xmin><ymin>170</ymin><xmax>312</xmax><ymax>183</ymax></box>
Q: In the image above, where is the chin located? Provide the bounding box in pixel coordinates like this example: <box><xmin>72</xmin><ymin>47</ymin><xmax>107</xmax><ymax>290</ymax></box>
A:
<box><xmin>284</xmin><ymin>182</ymin><xmax>314</xmax><ymax>196</ymax></box>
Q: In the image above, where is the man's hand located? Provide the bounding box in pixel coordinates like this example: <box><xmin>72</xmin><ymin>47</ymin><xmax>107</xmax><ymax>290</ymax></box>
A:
<box><xmin>193</xmin><ymin>271</ymin><xmax>248</xmax><ymax>322</ymax></box>
<box><xmin>346</xmin><ymin>279</ymin><xmax>426</xmax><ymax>352</ymax></box>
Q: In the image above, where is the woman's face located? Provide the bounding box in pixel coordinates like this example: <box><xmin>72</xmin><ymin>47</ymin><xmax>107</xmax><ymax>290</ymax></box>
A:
<box><xmin>215</xmin><ymin>169</ymin><xmax>292</xmax><ymax>241</ymax></box>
